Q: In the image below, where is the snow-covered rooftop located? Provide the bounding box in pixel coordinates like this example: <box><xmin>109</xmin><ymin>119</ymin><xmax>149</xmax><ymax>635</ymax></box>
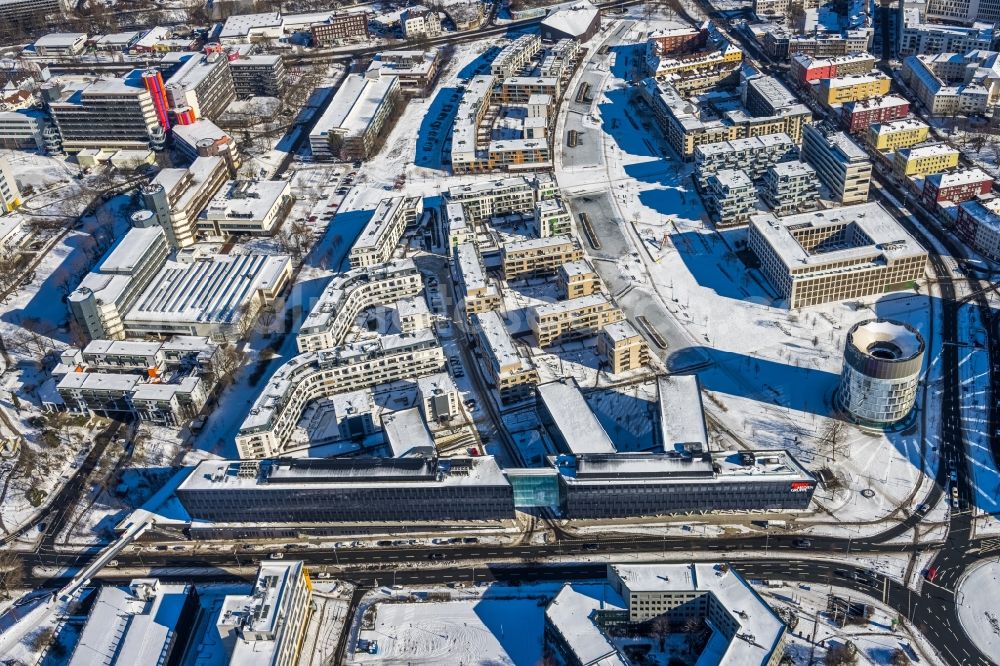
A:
<box><xmin>537</xmin><ymin>378</ymin><xmax>616</xmax><ymax>455</ymax></box>
<box><xmin>310</xmin><ymin>73</ymin><xmax>399</xmax><ymax>139</ymax></box>
<box><xmin>541</xmin><ymin>1</ymin><xmax>600</xmax><ymax>39</ymax></box>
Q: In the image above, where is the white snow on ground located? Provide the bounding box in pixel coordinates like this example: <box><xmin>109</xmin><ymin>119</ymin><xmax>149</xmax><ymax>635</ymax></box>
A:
<box><xmin>352</xmin><ymin>584</ymin><xmax>556</xmax><ymax>665</ymax></box>
<box><xmin>956</xmin><ymin>560</ymin><xmax>1000</xmax><ymax>659</ymax></box>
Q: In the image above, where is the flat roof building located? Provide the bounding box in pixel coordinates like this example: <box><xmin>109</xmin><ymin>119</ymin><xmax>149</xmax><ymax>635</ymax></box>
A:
<box><xmin>309</xmin><ymin>73</ymin><xmax>400</xmax><ymax>161</ymax></box>
<box><xmin>502</xmin><ymin>234</ymin><xmax>583</xmax><ymax>280</ymax></box>
<box><xmin>801</xmin><ymin>121</ymin><xmax>871</xmax><ymax>204</ymax></box>
<box><xmin>598</xmin><ymin>320</ymin><xmax>649</xmax><ymax>373</ymax></box>
<box><xmin>474</xmin><ymin>311</ymin><xmax>538</xmax><ymax>404</ymax></box>
<box><xmin>530</xmin><ymin>293</ymin><xmax>624</xmax><ymax>347</ymax></box>
<box><xmin>348</xmin><ymin>195</ymin><xmax>422</xmax><ymax>268</ymax></box>
<box><xmin>537</xmin><ymin>378</ymin><xmax>616</xmax><ymax>455</ymax></box>
<box><xmin>198</xmin><ymin>179</ymin><xmax>292</xmax><ymax>237</ymax></box>
<box><xmin>747</xmin><ymin>203</ymin><xmax>928</xmax><ymax>308</ymax></box>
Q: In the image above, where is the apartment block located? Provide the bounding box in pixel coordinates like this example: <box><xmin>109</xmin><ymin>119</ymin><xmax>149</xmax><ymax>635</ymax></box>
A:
<box><xmin>454</xmin><ymin>242</ymin><xmax>500</xmax><ymax>315</ymax></box>
<box><xmin>475</xmin><ymin>311</ymin><xmax>538</xmax><ymax>404</ymax></box>
<box><xmin>217</xmin><ymin>561</ymin><xmax>311</xmax><ymax>666</ymax></box>
<box><xmin>310</xmin><ymin>12</ymin><xmax>370</xmax><ymax>45</ymax></box>
<box><xmin>557</xmin><ymin>259</ymin><xmax>599</xmax><ymax>299</ymax></box>
<box><xmin>791</xmin><ymin>52</ymin><xmax>876</xmax><ymax>85</ymax></box>
<box><xmin>418</xmin><ymin>371</ymin><xmax>462</xmax><ymax>424</ymax></box>
<box><xmin>867</xmin><ymin>118</ymin><xmax>929</xmax><ymax>151</ymax></box>
<box><xmin>237</xmin><ymin>331</ymin><xmax>444</xmax><ymax>457</ymax></box>
<box><xmin>448</xmin><ymin>175</ymin><xmax>548</xmax><ymax>223</ymax></box>
<box><xmin>401</xmin><ymin>5</ymin><xmax>441</xmax><ymax>39</ymax></box>
<box><xmin>367</xmin><ymin>49</ymin><xmax>441</xmax><ymax>96</ymax></box>
<box><xmin>491</xmin><ymin>34</ymin><xmax>542</xmax><ymax>77</ymax></box>
<box><xmin>921</xmin><ymin>167</ymin><xmax>992</xmax><ymax>206</ymax></box>
<box><xmin>753</xmin><ymin>0</ymin><xmax>818</xmax><ymax>15</ymax></box>
<box><xmin>694</xmin><ymin>132</ymin><xmax>796</xmax><ymax>187</ymax></box>
<box><xmin>598</xmin><ymin>320</ymin><xmax>649</xmax><ymax>373</ymax></box>
<box><xmin>748</xmin><ymin>203</ymin><xmax>927</xmax><ymax>308</ymax></box>
<box><xmin>892</xmin><ymin>143</ymin><xmax>960</xmax><ymax>177</ymax></box>
<box><xmin>0</xmin><ymin>109</ymin><xmax>51</xmax><ymax>151</ymax></box>
<box><xmin>297</xmin><ymin>258</ymin><xmax>422</xmax><ymax>352</ymax></box>
<box><xmin>69</xmin><ymin>226</ymin><xmax>169</xmax><ymax>341</ymax></box>
<box><xmin>902</xmin><ymin>52</ymin><xmax>999</xmax><ymax>117</ymax></box>
<box><xmin>840</xmin><ymin>95</ymin><xmax>910</xmax><ymax>133</ymax></box>
<box><xmin>228</xmin><ymin>54</ymin><xmax>287</xmax><ymax>99</ymax></box>
<box><xmin>450</xmin><ymin>74</ymin><xmax>494</xmax><ymax>173</ymax></box>
<box><xmin>646</xmin><ymin>40</ymin><xmax>743</xmax><ymax>82</ymax></box>
<box><xmin>704</xmin><ymin>168</ymin><xmax>756</xmax><ymax>227</ymax></box>
<box><xmin>142</xmin><ymin>155</ymin><xmax>229</xmax><ymax>248</ymax></box>
<box><xmin>762</xmin><ymin>160</ymin><xmax>819</xmax><ymax>214</ymax></box>
<box><xmin>486</xmin><ymin>139</ymin><xmax>551</xmax><ymax>170</ymax></box>
<box><xmin>535</xmin><ymin>198</ymin><xmax>571</xmax><ymax>237</ymax></box>
<box><xmin>502</xmin><ymin>235</ymin><xmax>583</xmax><ymax>280</ymax></box>
<box><xmin>956</xmin><ymin>196</ymin><xmax>1000</xmax><ymax>260</ymax></box>
<box><xmin>817</xmin><ymin>73</ymin><xmax>891</xmax><ymax>106</ymax></box>
<box><xmin>898</xmin><ymin>17</ymin><xmax>994</xmax><ymax>56</ymax></box>
<box><xmin>801</xmin><ymin>121</ymin><xmax>872</xmax><ymax>204</ymax></box>
<box><xmin>446</xmin><ymin>202</ymin><xmax>472</xmax><ymax>247</ymax></box>
<box><xmin>309</xmin><ymin>73</ymin><xmax>400</xmax><ymax>161</ymax></box>
<box><xmin>349</xmin><ymin>195</ymin><xmax>422</xmax><ymax>268</ymax></box>
<box><xmin>530</xmin><ymin>294</ymin><xmax>624</xmax><ymax>347</ymax></box>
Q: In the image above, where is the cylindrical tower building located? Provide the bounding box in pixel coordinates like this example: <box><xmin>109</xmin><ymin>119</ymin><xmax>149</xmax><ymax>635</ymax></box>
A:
<box><xmin>839</xmin><ymin>319</ymin><xmax>925</xmax><ymax>427</ymax></box>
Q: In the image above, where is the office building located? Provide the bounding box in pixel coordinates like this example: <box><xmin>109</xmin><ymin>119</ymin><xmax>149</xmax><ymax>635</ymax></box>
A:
<box><xmin>309</xmin><ymin>73</ymin><xmax>400</xmax><ymax>161</ymax></box>
<box><xmin>694</xmin><ymin>133</ymin><xmax>797</xmax><ymax>188</ymax></box>
<box><xmin>924</xmin><ymin>0</ymin><xmax>1000</xmax><ymax>26</ymax></box>
<box><xmin>198</xmin><ymin>179</ymin><xmax>292</xmax><ymax>236</ymax></box>
<box><xmin>762</xmin><ymin>160</ymin><xmax>819</xmax><ymax>214</ymax></box>
<box><xmin>216</xmin><ymin>561</ymin><xmax>311</xmax><ymax>666</ymax></box>
<box><xmin>454</xmin><ymin>242</ymin><xmax>500</xmax><ymax>315</ymax></box>
<box><xmin>179</xmin><ymin>456</ymin><xmax>514</xmax><ymax>524</ymax></box>
<box><xmin>236</xmin><ymin>331</ymin><xmax>443</xmax><ymax>457</ymax></box>
<box><xmin>867</xmin><ymin>118</ymin><xmax>929</xmax><ymax>151</ymax></box>
<box><xmin>545</xmin><ymin>564</ymin><xmax>787</xmax><ymax>666</ymax></box>
<box><xmin>47</xmin><ymin>71</ymin><xmax>166</xmax><ymax>152</ymax></box>
<box><xmin>753</xmin><ymin>0</ymin><xmax>818</xmax><ymax>15</ymax></box>
<box><xmin>0</xmin><ymin>0</ymin><xmax>65</xmax><ymax>25</ymax></box>
<box><xmin>557</xmin><ymin>259</ymin><xmax>599</xmax><ymax>299</ymax></box>
<box><xmin>840</xmin><ymin>95</ymin><xmax>910</xmax><ymax>133</ymax></box>
<box><xmin>704</xmin><ymin>168</ymin><xmax>756</xmax><ymax>226</ymax></box>
<box><xmin>367</xmin><ymin>49</ymin><xmax>441</xmax><ymax>96</ymax></box>
<box><xmin>817</xmin><ymin>73</ymin><xmax>891</xmax><ymax>106</ymax></box>
<box><xmin>418</xmin><ymin>371</ymin><xmax>461</xmax><ymax>424</ymax></box>
<box><xmin>228</xmin><ymin>54</ymin><xmax>287</xmax><ymax>99</ymax></box>
<box><xmin>920</xmin><ymin>167</ymin><xmax>992</xmax><ymax>205</ymax></box>
<box><xmin>540</xmin><ymin>0</ymin><xmax>601</xmax><ymax>42</ymax></box>
<box><xmin>69</xmin><ymin>226</ymin><xmax>170</xmax><ymax>341</ymax></box>
<box><xmin>893</xmin><ymin>143</ymin><xmax>960</xmax><ymax>177</ymax></box>
<box><xmin>33</xmin><ymin>32</ymin><xmax>86</xmax><ymax>57</ymax></box>
<box><xmin>142</xmin><ymin>155</ymin><xmax>229</xmax><ymax>248</ymax></box>
<box><xmin>491</xmin><ymin>34</ymin><xmax>542</xmax><ymax>77</ymax></box>
<box><xmin>791</xmin><ymin>53</ymin><xmax>876</xmax><ymax>85</ymax></box>
<box><xmin>401</xmin><ymin>5</ymin><xmax>442</xmax><ymax>39</ymax></box>
<box><xmin>956</xmin><ymin>195</ymin><xmax>1000</xmax><ymax>259</ymax></box>
<box><xmin>348</xmin><ymin>195</ymin><xmax>422</xmax><ymax>267</ymax></box>
<box><xmin>310</xmin><ymin>11</ymin><xmax>370</xmax><ymax>45</ymax></box>
<box><xmin>530</xmin><ymin>294</ymin><xmax>624</xmax><ymax>347</ymax></box>
<box><xmin>502</xmin><ymin>235</ymin><xmax>583</xmax><ymax>280</ymax></box>
<box><xmin>0</xmin><ymin>109</ymin><xmax>51</xmax><ymax>151</ymax></box>
<box><xmin>474</xmin><ymin>311</ymin><xmax>538</xmax><ymax>404</ymax></box>
<box><xmin>164</xmin><ymin>52</ymin><xmax>236</xmax><ymax>121</ymax></box>
<box><xmin>218</xmin><ymin>12</ymin><xmax>283</xmax><ymax>44</ymax></box>
<box><xmin>170</xmin><ymin>118</ymin><xmax>240</xmax><ymax>171</ymax></box>
<box><xmin>748</xmin><ymin>203</ymin><xmax>928</xmax><ymax>308</ymax></box>
<box><xmin>298</xmin><ymin>258</ymin><xmax>422</xmax><ymax>352</ymax></box>
<box><xmin>839</xmin><ymin>318</ymin><xmax>925</xmax><ymax>427</ymax></box>
<box><xmin>598</xmin><ymin>321</ymin><xmax>649</xmax><ymax>373</ymax></box>
<box><xmin>801</xmin><ymin>121</ymin><xmax>872</xmax><ymax>204</ymax></box>
<box><xmin>0</xmin><ymin>158</ymin><xmax>21</xmax><ymax>214</ymax></box>
<box><xmin>123</xmin><ymin>252</ymin><xmax>291</xmax><ymax>340</ymax></box>
<box><xmin>68</xmin><ymin>579</ymin><xmax>198</xmax><ymax>666</ymax></box>
<box><xmin>537</xmin><ymin>378</ymin><xmax>616</xmax><ymax>455</ymax></box>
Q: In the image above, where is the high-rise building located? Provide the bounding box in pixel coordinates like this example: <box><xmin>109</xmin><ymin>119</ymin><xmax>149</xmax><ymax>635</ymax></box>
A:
<box><xmin>801</xmin><ymin>121</ymin><xmax>872</xmax><ymax>204</ymax></box>
<box><xmin>228</xmin><ymin>54</ymin><xmax>287</xmax><ymax>99</ymax></box>
<box><xmin>839</xmin><ymin>319</ymin><xmax>925</xmax><ymax>426</ymax></box>
<box><xmin>164</xmin><ymin>51</ymin><xmax>237</xmax><ymax>121</ymax></box>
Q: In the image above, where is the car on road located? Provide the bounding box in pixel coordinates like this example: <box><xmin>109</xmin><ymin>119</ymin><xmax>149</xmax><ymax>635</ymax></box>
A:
<box><xmin>462</xmin><ymin>537</ymin><xmax>478</xmax><ymax>544</ymax></box>
<box><xmin>269</xmin><ymin>552</ymin><xmax>285</xmax><ymax>559</ymax></box>
<box><xmin>583</xmin><ymin>543</ymin><xmax>599</xmax><ymax>551</ymax></box>
<box><xmin>925</xmin><ymin>566</ymin><xmax>939</xmax><ymax>582</ymax></box>
<box><xmin>833</xmin><ymin>569</ymin><xmax>848</xmax><ymax>578</ymax></box>
<box><xmin>916</xmin><ymin>503</ymin><xmax>930</xmax><ymax>514</ymax></box>
<box><xmin>429</xmin><ymin>552</ymin><xmax>447</xmax><ymax>559</ymax></box>
<box><xmin>792</xmin><ymin>539</ymin><xmax>811</xmax><ymax>549</ymax></box>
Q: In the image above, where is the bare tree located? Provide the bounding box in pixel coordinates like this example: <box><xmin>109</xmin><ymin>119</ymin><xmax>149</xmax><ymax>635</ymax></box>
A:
<box><xmin>818</xmin><ymin>419</ymin><xmax>849</xmax><ymax>463</ymax></box>
<box><xmin>0</xmin><ymin>549</ymin><xmax>23</xmax><ymax>598</ymax></box>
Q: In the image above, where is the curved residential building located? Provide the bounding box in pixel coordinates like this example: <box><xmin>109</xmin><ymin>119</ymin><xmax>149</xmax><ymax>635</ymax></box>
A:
<box><xmin>236</xmin><ymin>331</ymin><xmax>445</xmax><ymax>458</ymax></box>
<box><xmin>839</xmin><ymin>319</ymin><xmax>925</xmax><ymax>426</ymax></box>
<box><xmin>296</xmin><ymin>259</ymin><xmax>423</xmax><ymax>352</ymax></box>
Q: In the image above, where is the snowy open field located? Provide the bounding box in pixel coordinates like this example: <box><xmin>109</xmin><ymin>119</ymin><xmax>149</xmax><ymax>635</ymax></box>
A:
<box><xmin>956</xmin><ymin>560</ymin><xmax>1000</xmax><ymax>658</ymax></box>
